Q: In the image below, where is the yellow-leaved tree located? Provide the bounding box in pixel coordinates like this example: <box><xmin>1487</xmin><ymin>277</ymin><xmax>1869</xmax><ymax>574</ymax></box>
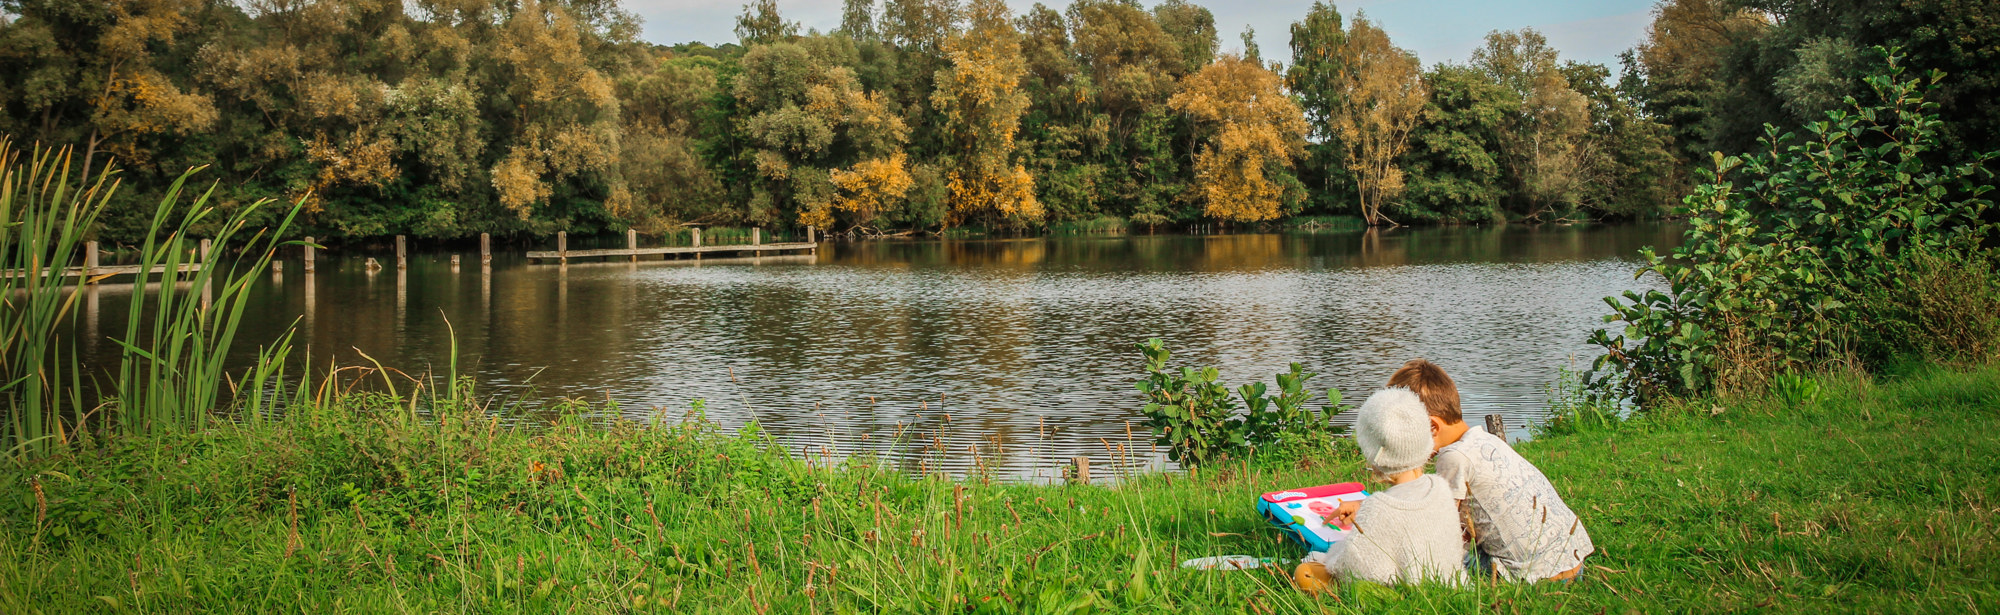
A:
<box><xmin>930</xmin><ymin>0</ymin><xmax>1042</xmax><ymax>228</ymax></box>
<box><xmin>489</xmin><ymin>0</ymin><xmax>625</xmax><ymax>217</ymax></box>
<box><xmin>1168</xmin><ymin>54</ymin><xmax>1308</xmax><ymax>222</ymax></box>
<box><xmin>829</xmin><ymin>152</ymin><xmax>916</xmax><ymax>224</ymax></box>
<box><xmin>1332</xmin><ymin>16</ymin><xmax>1426</xmax><ymax>226</ymax></box>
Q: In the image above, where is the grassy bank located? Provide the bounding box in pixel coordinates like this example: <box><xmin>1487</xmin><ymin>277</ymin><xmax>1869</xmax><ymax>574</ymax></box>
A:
<box><xmin>1</xmin><ymin>364</ymin><xmax>1996</xmax><ymax>613</ymax></box>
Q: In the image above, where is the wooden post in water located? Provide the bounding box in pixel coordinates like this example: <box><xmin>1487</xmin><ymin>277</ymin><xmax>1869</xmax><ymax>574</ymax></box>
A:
<box><xmin>304</xmin><ymin>236</ymin><xmax>315</xmax><ymax>273</ymax></box>
<box><xmin>450</xmin><ymin>254</ymin><xmax>460</xmax><ymax>273</ymax></box>
<box><xmin>752</xmin><ymin>227</ymin><xmax>762</xmax><ymax>246</ymax></box>
<box><xmin>480</xmin><ymin>233</ymin><xmax>491</xmax><ymax>266</ymax></box>
<box><xmin>807</xmin><ymin>225</ymin><xmax>816</xmax><ymax>243</ymax></box>
<box><xmin>557</xmin><ymin>231</ymin><xmax>567</xmax><ymax>262</ymax></box>
<box><xmin>627</xmin><ymin>228</ymin><xmax>638</xmax><ymax>262</ymax></box>
<box><xmin>1485</xmin><ymin>414</ymin><xmax>1509</xmax><ymax>445</ymax></box>
<box><xmin>395</xmin><ymin>235</ymin><xmax>407</xmax><ymax>270</ymax></box>
<box><xmin>198</xmin><ymin>238</ymin><xmax>213</xmax><ymax>309</ymax></box>
<box><xmin>691</xmin><ymin>227</ymin><xmax>702</xmax><ymax>261</ymax></box>
<box><xmin>303</xmin><ymin>267</ymin><xmax>315</xmax><ymax>336</ymax></box>
<box><xmin>1072</xmin><ymin>456</ymin><xmax>1091</xmax><ymax>485</ymax></box>
<box><xmin>84</xmin><ymin>241</ymin><xmax>99</xmax><ymax>282</ymax></box>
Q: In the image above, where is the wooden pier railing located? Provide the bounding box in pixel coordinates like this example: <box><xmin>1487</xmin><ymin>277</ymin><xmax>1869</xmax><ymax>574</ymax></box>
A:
<box><xmin>526</xmin><ymin>226</ymin><xmax>817</xmax><ymax>263</ymax></box>
<box><xmin>0</xmin><ymin>240</ymin><xmax>205</xmax><ymax>280</ymax></box>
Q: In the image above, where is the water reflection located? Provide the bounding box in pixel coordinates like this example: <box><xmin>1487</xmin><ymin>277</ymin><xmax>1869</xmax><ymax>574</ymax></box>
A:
<box><xmin>76</xmin><ymin>224</ymin><xmax>1681</xmax><ymax>481</ymax></box>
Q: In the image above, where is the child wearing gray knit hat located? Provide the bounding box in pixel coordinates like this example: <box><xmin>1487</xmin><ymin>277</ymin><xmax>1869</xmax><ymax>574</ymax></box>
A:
<box><xmin>1294</xmin><ymin>388</ymin><xmax>1468</xmax><ymax>592</ymax></box>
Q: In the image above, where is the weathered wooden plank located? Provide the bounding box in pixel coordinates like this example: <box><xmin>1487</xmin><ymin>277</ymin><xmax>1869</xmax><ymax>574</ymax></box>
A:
<box><xmin>1</xmin><ymin>263</ymin><xmax>204</xmax><ymax>279</ymax></box>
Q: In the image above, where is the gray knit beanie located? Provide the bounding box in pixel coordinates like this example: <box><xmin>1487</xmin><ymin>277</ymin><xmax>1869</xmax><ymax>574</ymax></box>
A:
<box><xmin>1355</xmin><ymin>387</ymin><xmax>1433</xmax><ymax>476</ymax></box>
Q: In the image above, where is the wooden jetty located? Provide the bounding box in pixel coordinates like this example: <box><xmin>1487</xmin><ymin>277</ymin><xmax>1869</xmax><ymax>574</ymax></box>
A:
<box><xmin>526</xmin><ymin>226</ymin><xmax>818</xmax><ymax>263</ymax></box>
<box><xmin>1</xmin><ymin>240</ymin><xmax>204</xmax><ymax>280</ymax></box>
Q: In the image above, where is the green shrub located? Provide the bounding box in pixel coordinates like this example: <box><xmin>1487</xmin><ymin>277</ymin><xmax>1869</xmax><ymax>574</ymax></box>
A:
<box><xmin>1856</xmin><ymin>247</ymin><xmax>2000</xmax><ymax>365</ymax></box>
<box><xmin>1589</xmin><ymin>51</ymin><xmax>1997</xmax><ymax>406</ymax></box>
<box><xmin>1133</xmin><ymin>339</ymin><xmax>1349</xmax><ymax>468</ymax></box>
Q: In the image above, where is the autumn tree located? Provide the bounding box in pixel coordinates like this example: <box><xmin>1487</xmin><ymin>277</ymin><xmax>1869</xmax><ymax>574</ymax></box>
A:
<box><xmin>830</xmin><ymin>152</ymin><xmax>915</xmax><ymax>222</ymax></box>
<box><xmin>1332</xmin><ymin>16</ymin><xmax>1425</xmax><ymax>226</ymax></box>
<box><xmin>487</xmin><ymin>0</ymin><xmax>627</xmax><ymax>218</ymax></box>
<box><xmin>931</xmin><ymin>0</ymin><xmax>1040</xmax><ymax>227</ymax></box>
<box><xmin>1168</xmin><ymin>54</ymin><xmax>1307</xmax><ymax>222</ymax></box>
<box><xmin>735</xmin><ymin>38</ymin><xmax>910</xmax><ymax>229</ymax></box>
<box><xmin>0</xmin><ymin>0</ymin><xmax>218</xmax><ymax>182</ymax></box>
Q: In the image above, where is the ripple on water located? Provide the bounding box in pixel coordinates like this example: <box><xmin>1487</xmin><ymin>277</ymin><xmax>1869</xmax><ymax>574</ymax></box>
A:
<box><xmin>74</xmin><ymin>225</ymin><xmax>1680</xmax><ymax>482</ymax></box>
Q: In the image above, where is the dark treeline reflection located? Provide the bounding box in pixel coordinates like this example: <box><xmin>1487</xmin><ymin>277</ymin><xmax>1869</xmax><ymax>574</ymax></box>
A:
<box><xmin>73</xmin><ymin>224</ymin><xmax>1679</xmax><ymax>481</ymax></box>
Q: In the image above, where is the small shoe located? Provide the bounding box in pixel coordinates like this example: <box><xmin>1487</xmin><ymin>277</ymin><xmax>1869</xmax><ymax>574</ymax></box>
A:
<box><xmin>1293</xmin><ymin>562</ymin><xmax>1335</xmax><ymax>596</ymax></box>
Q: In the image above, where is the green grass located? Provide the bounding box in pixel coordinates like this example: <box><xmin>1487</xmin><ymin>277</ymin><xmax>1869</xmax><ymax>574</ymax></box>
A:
<box><xmin>2</xmin><ymin>364</ymin><xmax>1997</xmax><ymax>613</ymax></box>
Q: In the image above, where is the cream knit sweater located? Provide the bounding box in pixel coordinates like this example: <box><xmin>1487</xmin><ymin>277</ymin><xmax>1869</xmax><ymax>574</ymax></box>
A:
<box><xmin>1325</xmin><ymin>474</ymin><xmax>1468</xmax><ymax>586</ymax></box>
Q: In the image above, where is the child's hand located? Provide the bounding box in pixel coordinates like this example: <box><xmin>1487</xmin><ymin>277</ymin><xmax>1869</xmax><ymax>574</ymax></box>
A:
<box><xmin>1332</xmin><ymin>500</ymin><xmax>1360</xmax><ymax>528</ymax></box>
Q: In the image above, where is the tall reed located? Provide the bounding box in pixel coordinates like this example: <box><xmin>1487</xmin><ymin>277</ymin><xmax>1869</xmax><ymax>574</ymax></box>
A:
<box><xmin>0</xmin><ymin>142</ymin><xmax>111</xmax><ymax>459</ymax></box>
<box><xmin>107</xmin><ymin>163</ymin><xmax>303</xmax><ymax>435</ymax></box>
<box><xmin>1</xmin><ymin>139</ymin><xmax>304</xmax><ymax>460</ymax></box>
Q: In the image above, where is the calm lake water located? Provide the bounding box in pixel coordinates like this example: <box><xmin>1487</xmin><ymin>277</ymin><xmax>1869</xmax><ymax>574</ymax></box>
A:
<box><xmin>75</xmin><ymin>225</ymin><xmax>1681</xmax><ymax>481</ymax></box>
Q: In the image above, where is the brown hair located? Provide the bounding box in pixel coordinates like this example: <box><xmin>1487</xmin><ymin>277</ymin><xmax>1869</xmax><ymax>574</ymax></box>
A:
<box><xmin>1387</xmin><ymin>359</ymin><xmax>1462</xmax><ymax>423</ymax></box>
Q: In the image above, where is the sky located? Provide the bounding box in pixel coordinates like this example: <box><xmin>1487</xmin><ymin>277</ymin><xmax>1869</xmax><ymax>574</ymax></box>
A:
<box><xmin>625</xmin><ymin>0</ymin><xmax>1661</xmax><ymax>68</ymax></box>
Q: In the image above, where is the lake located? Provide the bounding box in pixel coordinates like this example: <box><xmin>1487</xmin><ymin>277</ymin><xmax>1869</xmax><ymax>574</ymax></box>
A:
<box><xmin>73</xmin><ymin>224</ymin><xmax>1681</xmax><ymax>482</ymax></box>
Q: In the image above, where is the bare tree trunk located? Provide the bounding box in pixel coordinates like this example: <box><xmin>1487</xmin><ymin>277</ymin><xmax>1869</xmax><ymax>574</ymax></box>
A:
<box><xmin>79</xmin><ymin>129</ymin><xmax>102</xmax><ymax>186</ymax></box>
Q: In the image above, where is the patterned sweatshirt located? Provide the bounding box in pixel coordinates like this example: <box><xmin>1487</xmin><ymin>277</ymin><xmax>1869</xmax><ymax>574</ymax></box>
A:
<box><xmin>1436</xmin><ymin>426</ymin><xmax>1594</xmax><ymax>581</ymax></box>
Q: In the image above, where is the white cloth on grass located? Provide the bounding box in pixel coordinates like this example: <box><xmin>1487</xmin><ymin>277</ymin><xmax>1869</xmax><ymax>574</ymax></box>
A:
<box><xmin>1322</xmin><ymin>474</ymin><xmax>1467</xmax><ymax>586</ymax></box>
<box><xmin>1436</xmin><ymin>425</ymin><xmax>1594</xmax><ymax>582</ymax></box>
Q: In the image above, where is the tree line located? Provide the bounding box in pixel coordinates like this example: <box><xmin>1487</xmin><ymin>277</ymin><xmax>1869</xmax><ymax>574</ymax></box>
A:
<box><xmin>1</xmin><ymin>0</ymin><xmax>1989</xmax><ymax>240</ymax></box>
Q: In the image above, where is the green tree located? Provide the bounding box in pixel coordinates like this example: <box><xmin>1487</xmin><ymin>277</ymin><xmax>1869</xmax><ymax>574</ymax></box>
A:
<box><xmin>838</xmin><ymin>0</ymin><xmax>879</xmax><ymax>40</ymax></box>
<box><xmin>1626</xmin><ymin>0</ymin><xmax>1770</xmax><ymax>163</ymax></box>
<box><xmin>1285</xmin><ymin>1</ymin><xmax>1350</xmax><ymax>214</ymax></box>
<box><xmin>736</xmin><ymin>0</ymin><xmax>798</xmax><ymax>46</ymax></box>
<box><xmin>1565</xmin><ymin>61</ymin><xmax>1678</xmax><ymax>218</ymax></box>
<box><xmin>1151</xmin><ymin>0</ymin><xmax>1218</xmax><ymax>77</ymax></box>
<box><xmin>1398</xmin><ymin>64</ymin><xmax>1509</xmax><ymax>223</ymax></box>
<box><xmin>1473</xmin><ymin>29</ymin><xmax>1593</xmax><ymax>220</ymax></box>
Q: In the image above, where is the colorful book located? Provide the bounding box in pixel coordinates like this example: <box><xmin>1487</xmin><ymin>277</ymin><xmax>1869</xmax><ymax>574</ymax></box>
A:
<box><xmin>1256</xmin><ymin>482</ymin><xmax>1369</xmax><ymax>552</ymax></box>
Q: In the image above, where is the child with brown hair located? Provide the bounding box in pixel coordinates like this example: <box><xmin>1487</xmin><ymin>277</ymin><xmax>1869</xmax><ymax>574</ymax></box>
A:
<box><xmin>1364</xmin><ymin>359</ymin><xmax>1594</xmax><ymax>582</ymax></box>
